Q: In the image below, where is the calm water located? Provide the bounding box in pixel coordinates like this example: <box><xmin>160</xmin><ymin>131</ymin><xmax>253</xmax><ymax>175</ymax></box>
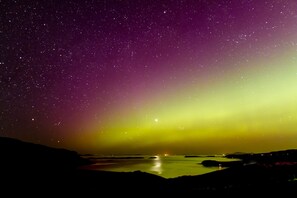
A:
<box><xmin>82</xmin><ymin>155</ymin><xmax>238</xmax><ymax>178</ymax></box>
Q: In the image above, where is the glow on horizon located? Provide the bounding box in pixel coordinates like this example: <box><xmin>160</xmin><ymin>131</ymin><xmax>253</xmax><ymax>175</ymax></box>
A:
<box><xmin>75</xmin><ymin>46</ymin><xmax>297</xmax><ymax>154</ymax></box>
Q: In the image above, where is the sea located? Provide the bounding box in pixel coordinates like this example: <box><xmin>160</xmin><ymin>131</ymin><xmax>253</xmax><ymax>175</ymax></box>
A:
<box><xmin>81</xmin><ymin>155</ymin><xmax>239</xmax><ymax>178</ymax></box>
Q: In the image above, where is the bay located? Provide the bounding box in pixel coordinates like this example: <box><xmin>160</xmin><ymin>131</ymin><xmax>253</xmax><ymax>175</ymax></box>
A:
<box><xmin>81</xmin><ymin>155</ymin><xmax>239</xmax><ymax>178</ymax></box>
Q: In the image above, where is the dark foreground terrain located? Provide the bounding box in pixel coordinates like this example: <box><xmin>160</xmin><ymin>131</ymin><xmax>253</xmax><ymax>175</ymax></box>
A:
<box><xmin>1</xmin><ymin>137</ymin><xmax>297</xmax><ymax>196</ymax></box>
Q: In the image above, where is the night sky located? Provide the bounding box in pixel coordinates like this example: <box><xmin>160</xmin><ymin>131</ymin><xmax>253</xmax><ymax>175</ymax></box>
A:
<box><xmin>1</xmin><ymin>0</ymin><xmax>297</xmax><ymax>154</ymax></box>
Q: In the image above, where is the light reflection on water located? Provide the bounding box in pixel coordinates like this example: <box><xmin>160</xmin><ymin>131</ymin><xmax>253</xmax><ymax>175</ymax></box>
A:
<box><xmin>82</xmin><ymin>155</ymin><xmax>239</xmax><ymax>178</ymax></box>
<box><xmin>150</xmin><ymin>156</ymin><xmax>162</xmax><ymax>175</ymax></box>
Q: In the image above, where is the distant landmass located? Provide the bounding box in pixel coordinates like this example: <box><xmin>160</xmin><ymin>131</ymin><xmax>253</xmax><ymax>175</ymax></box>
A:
<box><xmin>225</xmin><ymin>149</ymin><xmax>297</xmax><ymax>163</ymax></box>
<box><xmin>1</xmin><ymin>136</ymin><xmax>297</xmax><ymax>196</ymax></box>
<box><xmin>200</xmin><ymin>149</ymin><xmax>297</xmax><ymax>168</ymax></box>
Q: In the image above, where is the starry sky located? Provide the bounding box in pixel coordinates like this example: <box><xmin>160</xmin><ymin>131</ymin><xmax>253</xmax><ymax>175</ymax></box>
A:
<box><xmin>1</xmin><ymin>0</ymin><xmax>297</xmax><ymax>154</ymax></box>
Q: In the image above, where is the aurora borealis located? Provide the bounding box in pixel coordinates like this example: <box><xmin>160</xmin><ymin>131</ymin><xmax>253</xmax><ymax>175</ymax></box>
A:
<box><xmin>1</xmin><ymin>0</ymin><xmax>297</xmax><ymax>154</ymax></box>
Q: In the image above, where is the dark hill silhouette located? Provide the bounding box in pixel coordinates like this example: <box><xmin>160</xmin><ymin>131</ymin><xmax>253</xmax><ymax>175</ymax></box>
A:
<box><xmin>1</xmin><ymin>136</ymin><xmax>297</xmax><ymax>196</ymax></box>
<box><xmin>0</xmin><ymin>136</ymin><xmax>90</xmax><ymax>170</ymax></box>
